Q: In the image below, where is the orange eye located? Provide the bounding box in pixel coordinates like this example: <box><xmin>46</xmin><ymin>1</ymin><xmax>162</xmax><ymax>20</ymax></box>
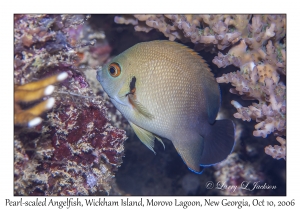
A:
<box><xmin>108</xmin><ymin>63</ymin><xmax>121</xmax><ymax>77</ymax></box>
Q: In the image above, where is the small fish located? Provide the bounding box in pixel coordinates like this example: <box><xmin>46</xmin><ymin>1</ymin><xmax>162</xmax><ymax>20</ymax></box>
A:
<box><xmin>97</xmin><ymin>40</ymin><xmax>235</xmax><ymax>174</ymax></box>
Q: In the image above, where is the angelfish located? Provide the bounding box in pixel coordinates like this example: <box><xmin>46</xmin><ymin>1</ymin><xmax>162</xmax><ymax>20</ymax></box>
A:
<box><xmin>97</xmin><ymin>40</ymin><xmax>235</xmax><ymax>174</ymax></box>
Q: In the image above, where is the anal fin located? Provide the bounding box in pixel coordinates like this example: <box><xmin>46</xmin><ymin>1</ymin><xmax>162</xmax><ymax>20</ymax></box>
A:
<box><xmin>172</xmin><ymin>133</ymin><xmax>204</xmax><ymax>174</ymax></box>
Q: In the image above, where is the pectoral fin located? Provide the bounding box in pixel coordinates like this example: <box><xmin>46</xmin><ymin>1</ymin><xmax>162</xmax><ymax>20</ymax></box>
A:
<box><xmin>128</xmin><ymin>94</ymin><xmax>154</xmax><ymax>119</ymax></box>
<box><xmin>118</xmin><ymin>76</ymin><xmax>154</xmax><ymax>120</ymax></box>
<box><xmin>129</xmin><ymin>121</ymin><xmax>156</xmax><ymax>154</ymax></box>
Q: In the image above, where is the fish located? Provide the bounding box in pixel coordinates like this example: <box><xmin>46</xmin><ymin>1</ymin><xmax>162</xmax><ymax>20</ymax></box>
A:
<box><xmin>96</xmin><ymin>40</ymin><xmax>235</xmax><ymax>174</ymax></box>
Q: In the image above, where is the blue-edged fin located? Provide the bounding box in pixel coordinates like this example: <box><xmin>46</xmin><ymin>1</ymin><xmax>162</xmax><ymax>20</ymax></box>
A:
<box><xmin>200</xmin><ymin>119</ymin><xmax>235</xmax><ymax>166</ymax></box>
<box><xmin>129</xmin><ymin>121</ymin><xmax>156</xmax><ymax>154</ymax></box>
<box><xmin>171</xmin><ymin>133</ymin><xmax>204</xmax><ymax>173</ymax></box>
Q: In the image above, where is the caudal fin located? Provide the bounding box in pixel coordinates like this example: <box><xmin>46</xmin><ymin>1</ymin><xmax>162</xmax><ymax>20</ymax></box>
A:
<box><xmin>199</xmin><ymin>119</ymin><xmax>235</xmax><ymax>166</ymax></box>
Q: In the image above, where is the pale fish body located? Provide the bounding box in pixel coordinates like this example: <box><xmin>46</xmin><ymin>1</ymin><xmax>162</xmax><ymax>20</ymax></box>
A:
<box><xmin>97</xmin><ymin>40</ymin><xmax>235</xmax><ymax>173</ymax></box>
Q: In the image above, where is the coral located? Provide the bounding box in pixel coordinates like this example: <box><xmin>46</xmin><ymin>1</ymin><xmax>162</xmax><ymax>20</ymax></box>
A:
<box><xmin>214</xmin><ymin>15</ymin><xmax>286</xmax><ymax>159</ymax></box>
<box><xmin>214</xmin><ymin>153</ymin><xmax>266</xmax><ymax>195</ymax></box>
<box><xmin>69</xmin><ymin>23</ymin><xmax>112</xmax><ymax>69</ymax></box>
<box><xmin>14</xmin><ymin>14</ymin><xmax>127</xmax><ymax>195</ymax></box>
<box><xmin>265</xmin><ymin>136</ymin><xmax>286</xmax><ymax>160</ymax></box>
<box><xmin>114</xmin><ymin>14</ymin><xmax>286</xmax><ymax>159</ymax></box>
<box><xmin>14</xmin><ymin>14</ymin><xmax>92</xmax><ymax>85</ymax></box>
<box><xmin>221</xmin><ymin>16</ymin><xmax>285</xmax><ymax>139</ymax></box>
<box><xmin>14</xmin><ymin>94</ymin><xmax>127</xmax><ymax>195</ymax></box>
<box><xmin>114</xmin><ymin>15</ymin><xmax>251</xmax><ymax>52</ymax></box>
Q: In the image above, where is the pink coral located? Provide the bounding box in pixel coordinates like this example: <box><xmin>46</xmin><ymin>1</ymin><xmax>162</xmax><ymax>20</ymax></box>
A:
<box><xmin>215</xmin><ymin>16</ymin><xmax>286</xmax><ymax>159</ymax></box>
<box><xmin>215</xmin><ymin>15</ymin><xmax>286</xmax><ymax>154</ymax></box>
<box><xmin>265</xmin><ymin>137</ymin><xmax>286</xmax><ymax>160</ymax></box>
<box><xmin>114</xmin><ymin>15</ymin><xmax>251</xmax><ymax>51</ymax></box>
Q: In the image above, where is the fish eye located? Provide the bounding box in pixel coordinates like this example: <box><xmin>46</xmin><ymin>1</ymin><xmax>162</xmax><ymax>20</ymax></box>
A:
<box><xmin>108</xmin><ymin>63</ymin><xmax>121</xmax><ymax>77</ymax></box>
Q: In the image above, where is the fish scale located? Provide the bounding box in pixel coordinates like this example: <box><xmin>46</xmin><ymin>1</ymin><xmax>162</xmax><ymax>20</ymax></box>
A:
<box><xmin>97</xmin><ymin>40</ymin><xmax>235</xmax><ymax>173</ymax></box>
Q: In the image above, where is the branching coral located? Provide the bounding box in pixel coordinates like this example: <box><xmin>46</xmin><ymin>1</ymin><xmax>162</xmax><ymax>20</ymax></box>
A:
<box><xmin>265</xmin><ymin>136</ymin><xmax>286</xmax><ymax>160</ymax></box>
<box><xmin>114</xmin><ymin>15</ymin><xmax>251</xmax><ymax>51</ymax></box>
<box><xmin>214</xmin><ymin>15</ymin><xmax>286</xmax><ymax>159</ymax></box>
<box><xmin>115</xmin><ymin>14</ymin><xmax>286</xmax><ymax>160</ymax></box>
<box><xmin>14</xmin><ymin>14</ymin><xmax>127</xmax><ymax>195</ymax></box>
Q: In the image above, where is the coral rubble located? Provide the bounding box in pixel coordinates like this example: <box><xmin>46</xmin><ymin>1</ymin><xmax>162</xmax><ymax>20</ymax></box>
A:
<box><xmin>14</xmin><ymin>14</ymin><xmax>127</xmax><ymax>195</ymax></box>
